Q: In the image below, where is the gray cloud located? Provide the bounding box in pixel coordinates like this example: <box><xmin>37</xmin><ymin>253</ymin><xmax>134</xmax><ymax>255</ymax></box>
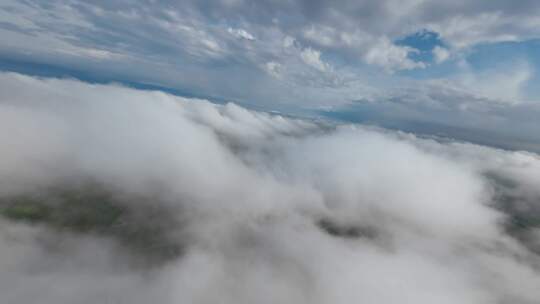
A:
<box><xmin>321</xmin><ymin>71</ymin><xmax>540</xmax><ymax>153</ymax></box>
<box><xmin>1</xmin><ymin>0</ymin><xmax>540</xmax><ymax>106</ymax></box>
<box><xmin>1</xmin><ymin>73</ymin><xmax>540</xmax><ymax>303</ymax></box>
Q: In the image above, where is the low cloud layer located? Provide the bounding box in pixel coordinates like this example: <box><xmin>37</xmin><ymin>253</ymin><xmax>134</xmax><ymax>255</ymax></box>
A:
<box><xmin>1</xmin><ymin>73</ymin><xmax>540</xmax><ymax>303</ymax></box>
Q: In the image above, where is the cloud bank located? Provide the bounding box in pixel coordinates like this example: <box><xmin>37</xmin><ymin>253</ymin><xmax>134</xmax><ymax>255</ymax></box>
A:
<box><xmin>323</xmin><ymin>63</ymin><xmax>540</xmax><ymax>153</ymax></box>
<box><xmin>1</xmin><ymin>73</ymin><xmax>540</xmax><ymax>303</ymax></box>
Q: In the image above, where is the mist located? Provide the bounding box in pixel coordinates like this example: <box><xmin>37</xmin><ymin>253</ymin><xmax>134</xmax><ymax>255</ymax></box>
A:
<box><xmin>1</xmin><ymin>72</ymin><xmax>540</xmax><ymax>303</ymax></box>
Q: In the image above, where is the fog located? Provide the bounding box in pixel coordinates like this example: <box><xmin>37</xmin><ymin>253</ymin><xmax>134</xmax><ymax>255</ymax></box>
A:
<box><xmin>0</xmin><ymin>72</ymin><xmax>539</xmax><ymax>303</ymax></box>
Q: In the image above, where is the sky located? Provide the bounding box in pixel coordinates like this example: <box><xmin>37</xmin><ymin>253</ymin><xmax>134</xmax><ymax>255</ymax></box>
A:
<box><xmin>1</xmin><ymin>0</ymin><xmax>540</xmax><ymax>152</ymax></box>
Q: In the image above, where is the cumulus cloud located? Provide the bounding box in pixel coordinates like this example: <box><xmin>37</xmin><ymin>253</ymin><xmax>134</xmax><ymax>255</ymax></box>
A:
<box><xmin>1</xmin><ymin>0</ymin><xmax>540</xmax><ymax>106</ymax></box>
<box><xmin>264</xmin><ymin>61</ymin><xmax>282</xmax><ymax>78</ymax></box>
<box><xmin>1</xmin><ymin>73</ymin><xmax>540</xmax><ymax>303</ymax></box>
<box><xmin>300</xmin><ymin>47</ymin><xmax>330</xmax><ymax>72</ymax></box>
<box><xmin>432</xmin><ymin>45</ymin><xmax>450</xmax><ymax>64</ymax></box>
<box><xmin>282</xmin><ymin>35</ymin><xmax>296</xmax><ymax>48</ymax></box>
<box><xmin>364</xmin><ymin>38</ymin><xmax>426</xmax><ymax>72</ymax></box>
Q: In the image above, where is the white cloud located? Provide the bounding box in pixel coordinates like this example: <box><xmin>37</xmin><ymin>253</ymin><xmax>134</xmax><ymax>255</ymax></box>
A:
<box><xmin>0</xmin><ymin>74</ymin><xmax>540</xmax><ymax>303</ymax></box>
<box><xmin>153</xmin><ymin>17</ymin><xmax>226</xmax><ymax>59</ymax></box>
<box><xmin>364</xmin><ymin>38</ymin><xmax>426</xmax><ymax>72</ymax></box>
<box><xmin>303</xmin><ymin>25</ymin><xmax>337</xmax><ymax>47</ymax></box>
<box><xmin>2</xmin><ymin>1</ymin><xmax>540</xmax><ymax>72</ymax></box>
<box><xmin>2</xmin><ymin>0</ymin><xmax>540</xmax><ymax>106</ymax></box>
<box><xmin>300</xmin><ymin>47</ymin><xmax>330</xmax><ymax>72</ymax></box>
<box><xmin>264</xmin><ymin>61</ymin><xmax>282</xmax><ymax>78</ymax></box>
<box><xmin>437</xmin><ymin>61</ymin><xmax>533</xmax><ymax>103</ymax></box>
<box><xmin>283</xmin><ymin>35</ymin><xmax>295</xmax><ymax>48</ymax></box>
<box><xmin>432</xmin><ymin>45</ymin><xmax>450</xmax><ymax>64</ymax></box>
<box><xmin>227</xmin><ymin>27</ymin><xmax>255</xmax><ymax>41</ymax></box>
<box><xmin>428</xmin><ymin>11</ymin><xmax>540</xmax><ymax>49</ymax></box>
